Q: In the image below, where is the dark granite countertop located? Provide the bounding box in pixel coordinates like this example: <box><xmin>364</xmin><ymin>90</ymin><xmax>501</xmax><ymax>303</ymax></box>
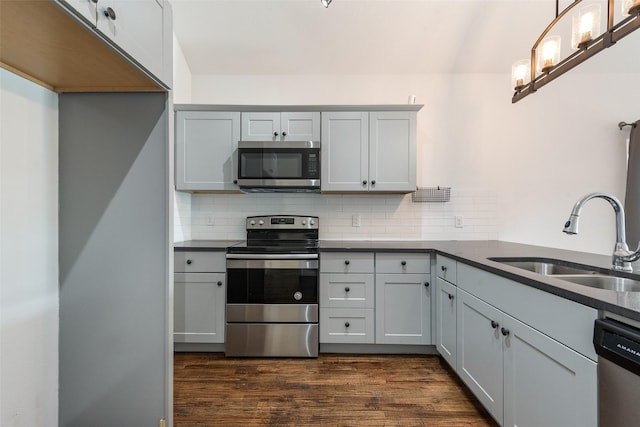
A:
<box><xmin>174</xmin><ymin>240</ymin><xmax>242</xmax><ymax>251</ymax></box>
<box><xmin>174</xmin><ymin>239</ymin><xmax>640</xmax><ymax>321</ymax></box>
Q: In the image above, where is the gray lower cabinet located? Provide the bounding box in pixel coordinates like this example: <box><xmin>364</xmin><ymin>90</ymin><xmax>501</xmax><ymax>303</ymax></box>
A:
<box><xmin>174</xmin><ymin>251</ymin><xmax>226</xmax><ymax>344</ymax></box>
<box><xmin>455</xmin><ymin>264</ymin><xmax>598</xmax><ymax>427</ymax></box>
<box><xmin>320</xmin><ymin>253</ymin><xmax>375</xmax><ymax>344</ymax></box>
<box><xmin>375</xmin><ymin>253</ymin><xmax>431</xmax><ymax>345</ymax></box>
<box><xmin>435</xmin><ymin>277</ymin><xmax>457</xmax><ymax>369</ymax></box>
<box><xmin>175</xmin><ymin>110</ymin><xmax>241</xmax><ymax>191</ymax></box>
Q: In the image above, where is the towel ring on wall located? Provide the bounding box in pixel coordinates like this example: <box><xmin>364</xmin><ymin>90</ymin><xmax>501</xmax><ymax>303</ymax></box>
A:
<box><xmin>619</xmin><ymin>121</ymin><xmax>638</xmax><ymax>130</ymax></box>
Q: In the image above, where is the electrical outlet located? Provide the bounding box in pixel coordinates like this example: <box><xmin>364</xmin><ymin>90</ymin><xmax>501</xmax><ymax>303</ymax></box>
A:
<box><xmin>352</xmin><ymin>214</ymin><xmax>361</xmax><ymax>227</ymax></box>
<box><xmin>454</xmin><ymin>215</ymin><xmax>464</xmax><ymax>228</ymax></box>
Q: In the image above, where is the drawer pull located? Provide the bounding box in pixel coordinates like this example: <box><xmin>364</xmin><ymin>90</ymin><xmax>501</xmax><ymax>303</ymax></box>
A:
<box><xmin>345</xmin><ymin>322</ymin><xmax>350</xmax><ymax>328</ymax></box>
<box><xmin>490</xmin><ymin>320</ymin><xmax>499</xmax><ymax>329</ymax></box>
<box><xmin>424</xmin><ymin>282</ymin><xmax>430</xmax><ymax>288</ymax></box>
<box><xmin>344</xmin><ymin>260</ymin><xmax>350</xmax><ymax>265</ymax></box>
<box><xmin>186</xmin><ymin>259</ymin><xmax>192</xmax><ymax>265</ymax></box>
<box><xmin>345</xmin><ymin>287</ymin><xmax>350</xmax><ymax>292</ymax></box>
<box><xmin>448</xmin><ymin>293</ymin><xmax>454</xmax><ymax>300</ymax></box>
<box><xmin>501</xmin><ymin>327</ymin><xmax>510</xmax><ymax>337</ymax></box>
<box><xmin>217</xmin><ymin>281</ymin><xmax>223</xmax><ymax>287</ymax></box>
<box><xmin>401</xmin><ymin>260</ymin><xmax>407</xmax><ymax>266</ymax></box>
<box><xmin>441</xmin><ymin>265</ymin><xmax>447</xmax><ymax>272</ymax></box>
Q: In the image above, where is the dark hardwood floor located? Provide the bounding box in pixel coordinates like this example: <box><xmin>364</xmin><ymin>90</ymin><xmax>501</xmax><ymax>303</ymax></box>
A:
<box><xmin>174</xmin><ymin>353</ymin><xmax>498</xmax><ymax>426</ymax></box>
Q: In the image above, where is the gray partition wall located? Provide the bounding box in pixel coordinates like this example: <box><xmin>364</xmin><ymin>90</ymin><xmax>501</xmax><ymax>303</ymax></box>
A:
<box><xmin>59</xmin><ymin>92</ymin><xmax>170</xmax><ymax>426</ymax></box>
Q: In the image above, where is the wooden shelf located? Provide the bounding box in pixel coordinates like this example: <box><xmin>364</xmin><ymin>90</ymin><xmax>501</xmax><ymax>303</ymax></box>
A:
<box><xmin>0</xmin><ymin>0</ymin><xmax>164</xmax><ymax>93</ymax></box>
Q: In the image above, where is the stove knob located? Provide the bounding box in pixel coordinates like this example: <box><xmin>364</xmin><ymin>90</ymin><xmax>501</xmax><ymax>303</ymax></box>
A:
<box><xmin>310</xmin><ymin>219</ymin><xmax>316</xmax><ymax>226</ymax></box>
<box><xmin>294</xmin><ymin>291</ymin><xmax>303</xmax><ymax>301</ymax></box>
<box><xmin>258</xmin><ymin>220</ymin><xmax>265</xmax><ymax>226</ymax></box>
<box><xmin>302</xmin><ymin>220</ymin><xmax>307</xmax><ymax>226</ymax></box>
<box><xmin>250</xmin><ymin>220</ymin><xmax>256</xmax><ymax>226</ymax></box>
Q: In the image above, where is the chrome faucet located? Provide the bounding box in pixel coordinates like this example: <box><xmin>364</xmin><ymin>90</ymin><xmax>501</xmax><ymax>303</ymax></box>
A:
<box><xmin>563</xmin><ymin>193</ymin><xmax>640</xmax><ymax>272</ymax></box>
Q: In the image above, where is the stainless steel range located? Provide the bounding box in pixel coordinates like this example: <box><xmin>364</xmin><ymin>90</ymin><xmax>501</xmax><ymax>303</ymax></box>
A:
<box><xmin>225</xmin><ymin>215</ymin><xmax>319</xmax><ymax>357</ymax></box>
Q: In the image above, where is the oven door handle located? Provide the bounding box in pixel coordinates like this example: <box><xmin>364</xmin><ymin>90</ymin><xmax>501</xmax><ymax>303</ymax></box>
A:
<box><xmin>227</xmin><ymin>259</ymin><xmax>319</xmax><ymax>269</ymax></box>
<box><xmin>226</xmin><ymin>254</ymin><xmax>318</xmax><ymax>260</ymax></box>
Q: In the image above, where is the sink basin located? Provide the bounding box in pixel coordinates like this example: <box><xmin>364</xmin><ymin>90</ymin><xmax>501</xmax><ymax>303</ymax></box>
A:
<box><xmin>488</xmin><ymin>257</ymin><xmax>600</xmax><ymax>276</ymax></box>
<box><xmin>489</xmin><ymin>257</ymin><xmax>640</xmax><ymax>292</ymax></box>
<box><xmin>555</xmin><ymin>275</ymin><xmax>640</xmax><ymax>292</ymax></box>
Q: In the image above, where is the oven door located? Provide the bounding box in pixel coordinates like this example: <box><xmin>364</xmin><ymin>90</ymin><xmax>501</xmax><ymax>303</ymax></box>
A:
<box><xmin>226</xmin><ymin>255</ymin><xmax>319</xmax><ymax>323</ymax></box>
<box><xmin>236</xmin><ymin>141</ymin><xmax>320</xmax><ymax>188</ymax></box>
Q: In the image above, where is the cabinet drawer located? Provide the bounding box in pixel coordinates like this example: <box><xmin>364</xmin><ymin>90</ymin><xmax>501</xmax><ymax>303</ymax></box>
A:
<box><xmin>376</xmin><ymin>253</ymin><xmax>430</xmax><ymax>274</ymax></box>
<box><xmin>174</xmin><ymin>251</ymin><xmax>225</xmax><ymax>272</ymax></box>
<box><xmin>320</xmin><ymin>252</ymin><xmax>374</xmax><ymax>273</ymax></box>
<box><xmin>320</xmin><ymin>273</ymin><xmax>374</xmax><ymax>308</ymax></box>
<box><xmin>436</xmin><ymin>255</ymin><xmax>457</xmax><ymax>283</ymax></box>
<box><xmin>319</xmin><ymin>308</ymin><xmax>374</xmax><ymax>344</ymax></box>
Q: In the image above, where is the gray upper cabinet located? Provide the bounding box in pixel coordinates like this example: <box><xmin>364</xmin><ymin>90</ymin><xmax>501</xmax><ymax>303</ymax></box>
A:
<box><xmin>369</xmin><ymin>111</ymin><xmax>417</xmax><ymax>192</ymax></box>
<box><xmin>321</xmin><ymin>111</ymin><xmax>369</xmax><ymax>192</ymax></box>
<box><xmin>176</xmin><ymin>110</ymin><xmax>241</xmax><ymax>191</ymax></box>
<box><xmin>95</xmin><ymin>0</ymin><xmax>165</xmax><ymax>85</ymax></box>
<box><xmin>241</xmin><ymin>112</ymin><xmax>320</xmax><ymax>141</ymax></box>
<box><xmin>321</xmin><ymin>111</ymin><xmax>417</xmax><ymax>193</ymax></box>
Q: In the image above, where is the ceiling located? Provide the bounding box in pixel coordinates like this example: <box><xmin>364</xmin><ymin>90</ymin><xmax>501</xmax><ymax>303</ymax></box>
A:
<box><xmin>170</xmin><ymin>0</ymin><xmax>640</xmax><ymax>76</ymax></box>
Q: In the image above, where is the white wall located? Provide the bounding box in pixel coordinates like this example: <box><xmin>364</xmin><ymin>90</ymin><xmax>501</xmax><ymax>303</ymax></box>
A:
<box><xmin>173</xmin><ymin>35</ymin><xmax>193</xmax><ymax>242</ymax></box>
<box><xmin>0</xmin><ymin>69</ymin><xmax>59</xmax><ymax>426</ymax></box>
<box><xmin>182</xmin><ymin>71</ymin><xmax>640</xmax><ymax>255</ymax></box>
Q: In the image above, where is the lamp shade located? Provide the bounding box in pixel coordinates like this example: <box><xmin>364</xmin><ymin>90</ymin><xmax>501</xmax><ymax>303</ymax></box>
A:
<box><xmin>537</xmin><ymin>36</ymin><xmax>561</xmax><ymax>73</ymax></box>
<box><xmin>511</xmin><ymin>59</ymin><xmax>530</xmax><ymax>90</ymax></box>
<box><xmin>572</xmin><ymin>4</ymin><xmax>601</xmax><ymax>49</ymax></box>
<box><xmin>321</xmin><ymin>0</ymin><xmax>332</xmax><ymax>7</ymax></box>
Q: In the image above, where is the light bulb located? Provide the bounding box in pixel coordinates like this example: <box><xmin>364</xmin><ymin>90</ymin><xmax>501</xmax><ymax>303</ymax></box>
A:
<box><xmin>538</xmin><ymin>36</ymin><xmax>561</xmax><ymax>73</ymax></box>
<box><xmin>572</xmin><ymin>4</ymin><xmax>601</xmax><ymax>49</ymax></box>
<box><xmin>511</xmin><ymin>60</ymin><xmax>530</xmax><ymax>90</ymax></box>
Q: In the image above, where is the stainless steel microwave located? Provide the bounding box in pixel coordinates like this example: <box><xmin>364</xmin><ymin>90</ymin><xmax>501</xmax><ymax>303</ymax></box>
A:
<box><xmin>236</xmin><ymin>141</ymin><xmax>320</xmax><ymax>192</ymax></box>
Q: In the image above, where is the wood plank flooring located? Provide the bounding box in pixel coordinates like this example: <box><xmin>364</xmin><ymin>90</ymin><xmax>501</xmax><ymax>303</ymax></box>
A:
<box><xmin>174</xmin><ymin>353</ymin><xmax>498</xmax><ymax>426</ymax></box>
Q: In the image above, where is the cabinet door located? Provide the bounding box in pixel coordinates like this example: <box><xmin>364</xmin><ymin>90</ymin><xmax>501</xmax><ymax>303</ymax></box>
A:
<box><xmin>281</xmin><ymin>112</ymin><xmax>320</xmax><ymax>141</ymax></box>
<box><xmin>174</xmin><ymin>273</ymin><xmax>226</xmax><ymax>344</ymax></box>
<box><xmin>457</xmin><ymin>289</ymin><xmax>504</xmax><ymax>425</ymax></box>
<box><xmin>58</xmin><ymin>0</ymin><xmax>98</xmax><ymax>25</ymax></box>
<box><xmin>369</xmin><ymin>111</ymin><xmax>416</xmax><ymax>192</ymax></box>
<box><xmin>321</xmin><ymin>111</ymin><xmax>369</xmax><ymax>192</ymax></box>
<box><xmin>503</xmin><ymin>314</ymin><xmax>597</xmax><ymax>427</ymax></box>
<box><xmin>241</xmin><ymin>112</ymin><xmax>281</xmax><ymax>141</ymax></box>
<box><xmin>375</xmin><ymin>273</ymin><xmax>431</xmax><ymax>345</ymax></box>
<box><xmin>96</xmin><ymin>0</ymin><xmax>164</xmax><ymax>82</ymax></box>
<box><xmin>436</xmin><ymin>277</ymin><xmax>457</xmax><ymax>370</ymax></box>
<box><xmin>175</xmin><ymin>111</ymin><xmax>240</xmax><ymax>191</ymax></box>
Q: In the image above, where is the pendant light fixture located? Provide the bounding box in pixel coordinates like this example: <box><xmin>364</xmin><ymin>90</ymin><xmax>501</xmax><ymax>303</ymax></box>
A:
<box><xmin>512</xmin><ymin>0</ymin><xmax>640</xmax><ymax>103</ymax></box>
<box><xmin>321</xmin><ymin>0</ymin><xmax>332</xmax><ymax>8</ymax></box>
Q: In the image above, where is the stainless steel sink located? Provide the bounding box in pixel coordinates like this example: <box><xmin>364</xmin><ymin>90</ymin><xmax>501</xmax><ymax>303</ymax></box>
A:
<box><xmin>489</xmin><ymin>257</ymin><xmax>640</xmax><ymax>292</ymax></box>
<box><xmin>554</xmin><ymin>275</ymin><xmax>640</xmax><ymax>292</ymax></box>
<box><xmin>488</xmin><ymin>257</ymin><xmax>600</xmax><ymax>276</ymax></box>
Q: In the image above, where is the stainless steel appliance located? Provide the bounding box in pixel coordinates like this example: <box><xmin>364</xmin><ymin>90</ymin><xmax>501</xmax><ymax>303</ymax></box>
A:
<box><xmin>236</xmin><ymin>141</ymin><xmax>320</xmax><ymax>191</ymax></box>
<box><xmin>593</xmin><ymin>318</ymin><xmax>640</xmax><ymax>426</ymax></box>
<box><xmin>225</xmin><ymin>215</ymin><xmax>319</xmax><ymax>357</ymax></box>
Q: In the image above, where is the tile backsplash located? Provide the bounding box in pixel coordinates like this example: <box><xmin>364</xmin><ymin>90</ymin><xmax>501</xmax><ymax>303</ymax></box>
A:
<box><xmin>175</xmin><ymin>188</ymin><xmax>498</xmax><ymax>242</ymax></box>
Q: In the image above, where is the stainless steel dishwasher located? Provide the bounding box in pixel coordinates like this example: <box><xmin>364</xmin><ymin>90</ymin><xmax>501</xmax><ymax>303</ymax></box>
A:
<box><xmin>594</xmin><ymin>318</ymin><xmax>640</xmax><ymax>426</ymax></box>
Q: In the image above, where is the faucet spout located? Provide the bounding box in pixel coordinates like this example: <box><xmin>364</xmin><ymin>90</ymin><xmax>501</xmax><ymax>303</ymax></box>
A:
<box><xmin>563</xmin><ymin>193</ymin><xmax>636</xmax><ymax>272</ymax></box>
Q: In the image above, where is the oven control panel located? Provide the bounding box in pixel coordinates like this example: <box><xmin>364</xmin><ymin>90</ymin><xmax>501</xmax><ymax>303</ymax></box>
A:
<box><xmin>247</xmin><ymin>215</ymin><xmax>318</xmax><ymax>230</ymax></box>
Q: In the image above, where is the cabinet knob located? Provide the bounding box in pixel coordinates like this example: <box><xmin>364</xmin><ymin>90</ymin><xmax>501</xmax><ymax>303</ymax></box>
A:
<box><xmin>448</xmin><ymin>293</ymin><xmax>454</xmax><ymax>300</ymax></box>
<box><xmin>233</xmin><ymin>179</ymin><xmax>238</xmax><ymax>184</ymax></box>
<box><xmin>344</xmin><ymin>260</ymin><xmax>350</xmax><ymax>265</ymax></box>
<box><xmin>362</xmin><ymin>180</ymin><xmax>367</xmax><ymax>185</ymax></box>
<box><xmin>91</xmin><ymin>0</ymin><xmax>98</xmax><ymax>3</ymax></box>
<box><xmin>186</xmin><ymin>259</ymin><xmax>192</xmax><ymax>265</ymax></box>
<box><xmin>401</xmin><ymin>260</ymin><xmax>407</xmax><ymax>266</ymax></box>
<box><xmin>441</xmin><ymin>265</ymin><xmax>447</xmax><ymax>272</ymax></box>
<box><xmin>371</xmin><ymin>180</ymin><xmax>376</xmax><ymax>185</ymax></box>
<box><xmin>345</xmin><ymin>322</ymin><xmax>350</xmax><ymax>328</ymax></box>
<box><xmin>282</xmin><ymin>131</ymin><xmax>287</xmax><ymax>137</ymax></box>
<box><xmin>345</xmin><ymin>287</ymin><xmax>350</xmax><ymax>292</ymax></box>
<box><xmin>273</xmin><ymin>132</ymin><xmax>279</xmax><ymax>137</ymax></box>
<box><xmin>501</xmin><ymin>327</ymin><xmax>510</xmax><ymax>337</ymax></box>
<box><xmin>490</xmin><ymin>320</ymin><xmax>499</xmax><ymax>329</ymax></box>
<box><xmin>424</xmin><ymin>282</ymin><xmax>430</xmax><ymax>287</ymax></box>
<box><xmin>104</xmin><ymin>6</ymin><xmax>116</xmax><ymax>20</ymax></box>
